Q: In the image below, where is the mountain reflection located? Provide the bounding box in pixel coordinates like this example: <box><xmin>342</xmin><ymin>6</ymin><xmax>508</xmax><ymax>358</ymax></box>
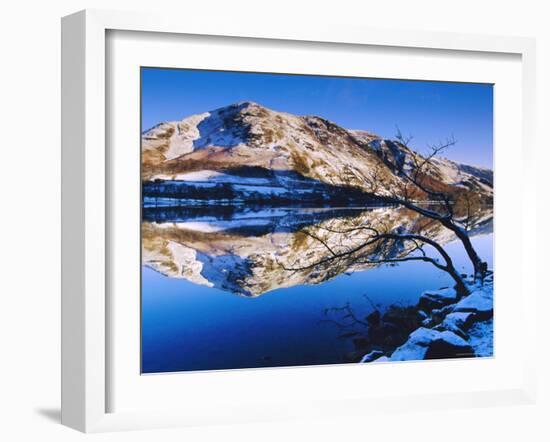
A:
<box><xmin>142</xmin><ymin>205</ymin><xmax>493</xmax><ymax>297</ymax></box>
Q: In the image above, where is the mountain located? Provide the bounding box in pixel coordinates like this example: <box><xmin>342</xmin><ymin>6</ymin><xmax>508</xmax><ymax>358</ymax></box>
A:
<box><xmin>349</xmin><ymin>130</ymin><xmax>493</xmax><ymax>192</ymax></box>
<box><xmin>141</xmin><ymin>101</ymin><xmax>493</xmax><ymax>203</ymax></box>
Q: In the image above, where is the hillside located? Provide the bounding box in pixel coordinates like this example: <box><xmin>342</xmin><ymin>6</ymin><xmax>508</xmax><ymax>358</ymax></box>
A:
<box><xmin>142</xmin><ymin>101</ymin><xmax>493</xmax><ymax>203</ymax></box>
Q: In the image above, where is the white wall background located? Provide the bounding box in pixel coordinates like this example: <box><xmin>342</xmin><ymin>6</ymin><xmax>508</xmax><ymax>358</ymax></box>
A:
<box><xmin>0</xmin><ymin>1</ymin><xmax>547</xmax><ymax>440</ymax></box>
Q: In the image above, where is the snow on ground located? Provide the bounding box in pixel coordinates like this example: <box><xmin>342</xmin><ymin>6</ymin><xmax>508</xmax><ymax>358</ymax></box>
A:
<box><xmin>162</xmin><ymin>113</ymin><xmax>210</xmax><ymax>160</ymax></box>
<box><xmin>362</xmin><ymin>278</ymin><xmax>494</xmax><ymax>363</ymax></box>
<box><xmin>453</xmin><ymin>289</ymin><xmax>493</xmax><ymax>316</ymax></box>
<box><xmin>441</xmin><ymin>312</ymin><xmax>474</xmax><ymax>332</ymax></box>
<box><xmin>167</xmin><ymin>170</ymin><xmax>273</xmax><ymax>185</ymax></box>
<box><xmin>418</xmin><ymin>287</ymin><xmax>458</xmax><ymax>310</ymax></box>
<box><xmin>468</xmin><ymin>319</ymin><xmax>493</xmax><ymax>357</ymax></box>
<box><xmin>166</xmin><ymin>170</ymin><xmax>226</xmax><ymax>181</ymax></box>
<box><xmin>431</xmin><ymin>157</ymin><xmax>493</xmax><ymax>193</ymax></box>
<box><xmin>390</xmin><ymin>328</ymin><xmax>471</xmax><ymax>361</ymax></box>
<box><xmin>167</xmin><ymin>222</ymin><xmax>226</xmax><ymax>233</ymax></box>
<box><xmin>360</xmin><ymin>350</ymin><xmax>385</xmax><ymax>363</ymax></box>
<box><xmin>191</xmin><ymin>106</ymin><xmax>249</xmax><ymax>150</ymax></box>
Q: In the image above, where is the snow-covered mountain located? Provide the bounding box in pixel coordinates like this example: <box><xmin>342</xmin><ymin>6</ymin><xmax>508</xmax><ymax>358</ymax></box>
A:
<box><xmin>349</xmin><ymin>130</ymin><xmax>493</xmax><ymax>197</ymax></box>
<box><xmin>142</xmin><ymin>101</ymin><xmax>493</xmax><ymax>203</ymax></box>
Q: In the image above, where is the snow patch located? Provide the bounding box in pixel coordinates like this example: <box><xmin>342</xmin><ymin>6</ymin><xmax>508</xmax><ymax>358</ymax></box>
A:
<box><xmin>418</xmin><ymin>287</ymin><xmax>457</xmax><ymax>310</ymax></box>
<box><xmin>467</xmin><ymin>319</ymin><xmax>493</xmax><ymax>357</ymax></box>
<box><xmin>164</xmin><ymin>113</ymin><xmax>210</xmax><ymax>160</ymax></box>
<box><xmin>453</xmin><ymin>289</ymin><xmax>493</xmax><ymax>316</ymax></box>
<box><xmin>390</xmin><ymin>327</ymin><xmax>471</xmax><ymax>361</ymax></box>
<box><xmin>169</xmin><ymin>222</ymin><xmax>225</xmax><ymax>233</ymax></box>
<box><xmin>441</xmin><ymin>311</ymin><xmax>475</xmax><ymax>331</ymax></box>
<box><xmin>359</xmin><ymin>350</ymin><xmax>384</xmax><ymax>363</ymax></box>
<box><xmin>168</xmin><ymin>170</ymin><xmax>226</xmax><ymax>181</ymax></box>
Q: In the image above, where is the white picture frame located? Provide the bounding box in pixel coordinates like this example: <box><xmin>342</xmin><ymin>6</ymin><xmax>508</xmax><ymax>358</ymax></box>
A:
<box><xmin>61</xmin><ymin>9</ymin><xmax>538</xmax><ymax>433</ymax></box>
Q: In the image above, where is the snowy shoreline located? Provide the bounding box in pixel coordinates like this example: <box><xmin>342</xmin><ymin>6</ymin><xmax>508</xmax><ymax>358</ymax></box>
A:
<box><xmin>359</xmin><ymin>274</ymin><xmax>494</xmax><ymax>363</ymax></box>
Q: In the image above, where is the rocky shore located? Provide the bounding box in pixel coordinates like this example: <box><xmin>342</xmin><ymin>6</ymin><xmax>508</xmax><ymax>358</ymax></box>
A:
<box><xmin>358</xmin><ymin>272</ymin><xmax>494</xmax><ymax>363</ymax></box>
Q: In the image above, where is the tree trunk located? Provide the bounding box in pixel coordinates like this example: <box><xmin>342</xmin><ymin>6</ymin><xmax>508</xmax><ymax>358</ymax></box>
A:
<box><xmin>447</xmin><ymin>265</ymin><xmax>470</xmax><ymax>296</ymax></box>
<box><xmin>379</xmin><ymin>233</ymin><xmax>471</xmax><ymax>297</ymax></box>
<box><xmin>395</xmin><ymin>199</ymin><xmax>487</xmax><ymax>281</ymax></box>
<box><xmin>441</xmin><ymin>218</ymin><xmax>487</xmax><ymax>281</ymax></box>
<box><xmin>417</xmin><ymin>235</ymin><xmax>471</xmax><ymax>296</ymax></box>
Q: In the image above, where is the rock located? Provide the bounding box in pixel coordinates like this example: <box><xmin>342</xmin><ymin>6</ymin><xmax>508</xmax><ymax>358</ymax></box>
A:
<box><xmin>421</xmin><ymin>317</ymin><xmax>433</xmax><ymax>327</ymax></box>
<box><xmin>428</xmin><ymin>308</ymin><xmax>447</xmax><ymax>327</ymax></box>
<box><xmin>390</xmin><ymin>327</ymin><xmax>475</xmax><ymax>361</ymax></box>
<box><xmin>418</xmin><ymin>288</ymin><xmax>458</xmax><ymax>311</ymax></box>
<box><xmin>417</xmin><ymin>310</ymin><xmax>428</xmax><ymax>320</ymax></box>
<box><xmin>438</xmin><ymin>312</ymin><xmax>476</xmax><ymax>340</ymax></box>
<box><xmin>440</xmin><ymin>305</ymin><xmax>455</xmax><ymax>315</ymax></box>
<box><xmin>366</xmin><ymin>310</ymin><xmax>381</xmax><ymax>326</ymax></box>
<box><xmin>424</xmin><ymin>334</ymin><xmax>475</xmax><ymax>359</ymax></box>
<box><xmin>433</xmin><ymin>323</ymin><xmax>468</xmax><ymax>340</ymax></box>
<box><xmin>373</xmin><ymin>356</ymin><xmax>390</xmax><ymax>363</ymax></box>
<box><xmin>390</xmin><ymin>328</ymin><xmax>437</xmax><ymax>360</ymax></box>
<box><xmin>441</xmin><ymin>312</ymin><xmax>476</xmax><ymax>332</ymax></box>
<box><xmin>359</xmin><ymin>350</ymin><xmax>385</xmax><ymax>363</ymax></box>
<box><xmin>453</xmin><ymin>289</ymin><xmax>493</xmax><ymax>320</ymax></box>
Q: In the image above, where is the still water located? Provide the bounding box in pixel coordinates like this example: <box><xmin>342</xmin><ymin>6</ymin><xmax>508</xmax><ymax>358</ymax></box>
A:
<box><xmin>141</xmin><ymin>206</ymin><xmax>493</xmax><ymax>373</ymax></box>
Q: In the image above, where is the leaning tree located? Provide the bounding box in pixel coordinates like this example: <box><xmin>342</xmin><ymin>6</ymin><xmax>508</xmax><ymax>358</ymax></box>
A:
<box><xmin>281</xmin><ymin>130</ymin><xmax>490</xmax><ymax>297</ymax></box>
<box><xmin>369</xmin><ymin>129</ymin><xmax>489</xmax><ymax>283</ymax></box>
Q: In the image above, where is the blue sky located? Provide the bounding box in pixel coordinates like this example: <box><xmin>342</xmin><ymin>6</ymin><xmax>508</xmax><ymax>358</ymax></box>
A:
<box><xmin>141</xmin><ymin>68</ymin><xmax>493</xmax><ymax>168</ymax></box>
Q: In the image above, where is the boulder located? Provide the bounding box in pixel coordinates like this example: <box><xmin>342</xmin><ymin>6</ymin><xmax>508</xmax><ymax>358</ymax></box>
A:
<box><xmin>452</xmin><ymin>289</ymin><xmax>493</xmax><ymax>320</ymax></box>
<box><xmin>441</xmin><ymin>312</ymin><xmax>476</xmax><ymax>332</ymax></box>
<box><xmin>390</xmin><ymin>327</ymin><xmax>475</xmax><ymax>361</ymax></box>
<box><xmin>418</xmin><ymin>288</ymin><xmax>458</xmax><ymax>311</ymax></box>
<box><xmin>428</xmin><ymin>307</ymin><xmax>450</xmax><ymax>327</ymax></box>
<box><xmin>424</xmin><ymin>333</ymin><xmax>475</xmax><ymax>359</ymax></box>
<box><xmin>440</xmin><ymin>305</ymin><xmax>455</xmax><ymax>315</ymax></box>
<box><xmin>433</xmin><ymin>322</ymin><xmax>468</xmax><ymax>341</ymax></box>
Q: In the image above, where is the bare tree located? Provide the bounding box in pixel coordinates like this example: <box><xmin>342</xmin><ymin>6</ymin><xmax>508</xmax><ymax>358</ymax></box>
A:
<box><xmin>366</xmin><ymin>129</ymin><xmax>488</xmax><ymax>282</ymax></box>
<box><xmin>278</xmin><ymin>129</ymin><xmax>491</xmax><ymax>297</ymax></box>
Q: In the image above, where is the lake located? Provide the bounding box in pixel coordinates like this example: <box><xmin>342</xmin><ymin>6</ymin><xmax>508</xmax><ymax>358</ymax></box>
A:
<box><xmin>141</xmin><ymin>205</ymin><xmax>493</xmax><ymax>373</ymax></box>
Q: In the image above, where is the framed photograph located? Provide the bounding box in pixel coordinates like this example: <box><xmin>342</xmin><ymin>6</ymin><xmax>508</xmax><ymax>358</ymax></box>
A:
<box><xmin>140</xmin><ymin>68</ymin><xmax>494</xmax><ymax>372</ymax></box>
<box><xmin>61</xmin><ymin>9</ymin><xmax>538</xmax><ymax>432</ymax></box>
